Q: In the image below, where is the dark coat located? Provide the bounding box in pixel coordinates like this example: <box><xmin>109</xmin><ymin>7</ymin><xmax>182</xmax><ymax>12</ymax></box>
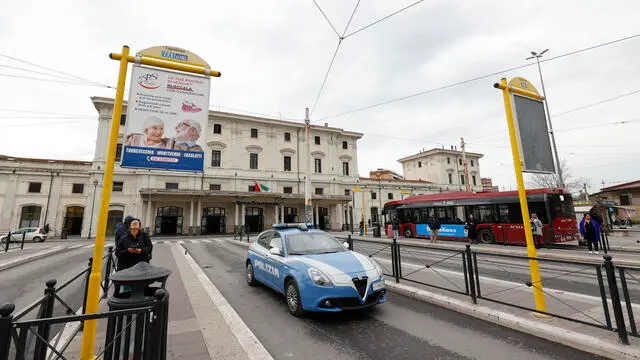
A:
<box><xmin>465</xmin><ymin>219</ymin><xmax>477</xmax><ymax>239</ymax></box>
<box><xmin>114</xmin><ymin>216</ymin><xmax>135</xmax><ymax>246</ymax></box>
<box><xmin>427</xmin><ymin>218</ymin><xmax>441</xmax><ymax>231</ymax></box>
<box><xmin>392</xmin><ymin>219</ymin><xmax>400</xmax><ymax>230</ymax></box>
<box><xmin>115</xmin><ymin>231</ymin><xmax>153</xmax><ymax>271</ymax></box>
<box><xmin>579</xmin><ymin>219</ymin><xmax>601</xmax><ymax>242</ymax></box>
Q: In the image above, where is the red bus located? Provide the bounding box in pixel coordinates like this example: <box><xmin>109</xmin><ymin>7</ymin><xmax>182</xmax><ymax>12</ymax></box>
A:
<box><xmin>382</xmin><ymin>188</ymin><xmax>580</xmax><ymax>245</ymax></box>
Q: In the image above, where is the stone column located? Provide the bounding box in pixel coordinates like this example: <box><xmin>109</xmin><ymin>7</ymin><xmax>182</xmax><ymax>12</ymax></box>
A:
<box><xmin>235</xmin><ymin>203</ymin><xmax>239</xmax><ymax>230</ymax></box>
<box><xmin>197</xmin><ymin>198</ymin><xmax>202</xmax><ymax>235</ymax></box>
<box><xmin>314</xmin><ymin>204</ymin><xmax>319</xmax><ymax>228</ymax></box>
<box><xmin>274</xmin><ymin>205</ymin><xmax>279</xmax><ymax>224</ymax></box>
<box><xmin>241</xmin><ymin>204</ymin><xmax>246</xmax><ymax>226</ymax></box>
<box><xmin>280</xmin><ymin>205</ymin><xmax>285</xmax><ymax>224</ymax></box>
<box><xmin>189</xmin><ymin>199</ymin><xmax>195</xmax><ymax>235</ymax></box>
<box><xmin>146</xmin><ymin>199</ymin><xmax>154</xmax><ymax>235</ymax></box>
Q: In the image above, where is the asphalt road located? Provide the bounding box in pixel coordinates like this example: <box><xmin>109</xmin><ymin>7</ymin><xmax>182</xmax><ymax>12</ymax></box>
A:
<box><xmin>183</xmin><ymin>239</ymin><xmax>603</xmax><ymax>360</ymax></box>
<box><xmin>352</xmin><ymin>240</ymin><xmax>640</xmax><ymax>302</ymax></box>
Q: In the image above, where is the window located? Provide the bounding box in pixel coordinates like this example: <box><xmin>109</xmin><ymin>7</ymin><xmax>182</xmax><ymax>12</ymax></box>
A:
<box><xmin>257</xmin><ymin>231</ymin><xmax>272</xmax><ymax>248</ymax></box>
<box><xmin>447</xmin><ymin>157</ymin><xmax>451</xmax><ymax>164</ymax></box>
<box><xmin>283</xmin><ymin>186</ymin><xmax>293</xmax><ymax>194</ymax></box>
<box><xmin>388</xmin><ymin>193</ymin><xmax>393</xmax><ymax>200</ymax></box>
<box><xmin>284</xmin><ymin>156</ymin><xmax>292</xmax><ymax>171</ymax></box>
<box><xmin>620</xmin><ymin>193</ymin><xmax>632</xmax><ymax>206</ymax></box>
<box><xmin>115</xmin><ymin>143</ymin><xmax>123</xmax><ymax>162</ymax></box>
<box><xmin>460</xmin><ymin>174</ymin><xmax>465</xmax><ymax>184</ymax></box>
<box><xmin>342</xmin><ymin>162</ymin><xmax>349</xmax><ymax>176</ymax></box>
<box><xmin>284</xmin><ymin>132</ymin><xmax>291</xmax><ymax>142</ymax></box>
<box><xmin>344</xmin><ymin>189</ymin><xmax>350</xmax><ymax>196</ymax></box>
<box><xmin>72</xmin><ymin>183</ymin><xmax>84</xmax><ymax>194</ymax></box>
<box><xmin>28</xmin><ymin>182</ymin><xmax>42</xmax><ymax>193</ymax></box>
<box><xmin>113</xmin><ymin>181</ymin><xmax>123</xmax><ymax>192</ymax></box>
<box><xmin>448</xmin><ymin>174</ymin><xmax>453</xmax><ymax>184</ymax></box>
<box><xmin>211</xmin><ymin>150</ymin><xmax>221</xmax><ymax>167</ymax></box>
<box><xmin>213</xmin><ymin>124</ymin><xmax>222</xmax><ymax>134</ymax></box>
<box><xmin>342</xmin><ymin>141</ymin><xmax>348</xmax><ymax>149</ymax></box>
<box><xmin>471</xmin><ymin>159</ymin><xmax>475</xmax><ymax>167</ymax></box>
<box><xmin>371</xmin><ymin>208</ymin><xmax>379</xmax><ymax>223</ymax></box>
<box><xmin>166</xmin><ymin>182</ymin><xmax>179</xmax><ymax>190</ymax></box>
<box><xmin>459</xmin><ymin>158</ymin><xmax>463</xmax><ymax>166</ymax></box>
<box><xmin>314</xmin><ymin>158</ymin><xmax>322</xmax><ymax>173</ymax></box>
<box><xmin>249</xmin><ymin>153</ymin><xmax>258</xmax><ymax>169</ymax></box>
<box><xmin>120</xmin><ymin>114</ymin><xmax>126</xmax><ymax>125</ymax></box>
<box><xmin>209</xmin><ymin>184</ymin><xmax>221</xmax><ymax>191</ymax></box>
<box><xmin>250</xmin><ymin>128</ymin><xmax>258</xmax><ymax>138</ymax></box>
<box><xmin>248</xmin><ymin>185</ymin><xmax>256</xmax><ymax>192</ymax></box>
<box><xmin>314</xmin><ymin>136</ymin><xmax>320</xmax><ymax>145</ymax></box>
<box><xmin>472</xmin><ymin>176</ymin><xmax>477</xmax><ymax>186</ymax></box>
<box><xmin>418</xmin><ymin>161</ymin><xmax>422</xmax><ymax>168</ymax></box>
<box><xmin>315</xmin><ymin>188</ymin><xmax>324</xmax><ymax>195</ymax></box>
<box><xmin>371</xmin><ymin>192</ymin><xmax>377</xmax><ymax>200</ymax></box>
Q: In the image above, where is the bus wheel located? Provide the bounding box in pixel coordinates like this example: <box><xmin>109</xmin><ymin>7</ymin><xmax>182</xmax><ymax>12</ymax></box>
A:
<box><xmin>478</xmin><ymin>229</ymin><xmax>495</xmax><ymax>244</ymax></box>
<box><xmin>403</xmin><ymin>227</ymin><xmax>413</xmax><ymax>238</ymax></box>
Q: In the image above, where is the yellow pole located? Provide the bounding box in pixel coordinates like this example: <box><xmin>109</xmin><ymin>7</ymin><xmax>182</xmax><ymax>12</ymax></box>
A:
<box><xmin>80</xmin><ymin>45</ymin><xmax>130</xmax><ymax>359</ymax></box>
<box><xmin>362</xmin><ymin>190</ymin><xmax>367</xmax><ymax>237</ymax></box>
<box><xmin>497</xmin><ymin>78</ymin><xmax>547</xmax><ymax>315</ymax></box>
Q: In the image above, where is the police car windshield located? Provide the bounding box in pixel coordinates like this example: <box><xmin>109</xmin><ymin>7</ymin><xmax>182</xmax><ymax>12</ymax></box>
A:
<box><xmin>286</xmin><ymin>232</ymin><xmax>346</xmax><ymax>255</ymax></box>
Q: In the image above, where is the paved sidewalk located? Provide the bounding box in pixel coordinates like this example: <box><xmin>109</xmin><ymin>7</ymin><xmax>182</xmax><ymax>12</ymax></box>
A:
<box><xmin>65</xmin><ymin>243</ymin><xmax>270</xmax><ymax>359</ymax></box>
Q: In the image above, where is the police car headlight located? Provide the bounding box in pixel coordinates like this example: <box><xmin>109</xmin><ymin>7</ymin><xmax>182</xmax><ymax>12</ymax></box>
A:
<box><xmin>308</xmin><ymin>268</ymin><xmax>333</xmax><ymax>287</ymax></box>
<box><xmin>369</xmin><ymin>257</ymin><xmax>384</xmax><ymax>277</ymax></box>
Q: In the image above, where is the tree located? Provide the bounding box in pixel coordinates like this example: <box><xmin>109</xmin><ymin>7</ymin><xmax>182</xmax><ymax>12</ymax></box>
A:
<box><xmin>526</xmin><ymin>159</ymin><xmax>584</xmax><ymax>195</ymax></box>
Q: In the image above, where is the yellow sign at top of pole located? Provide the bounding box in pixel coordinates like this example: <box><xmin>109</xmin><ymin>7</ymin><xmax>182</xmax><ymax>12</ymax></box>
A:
<box><xmin>80</xmin><ymin>45</ymin><xmax>221</xmax><ymax>360</ymax></box>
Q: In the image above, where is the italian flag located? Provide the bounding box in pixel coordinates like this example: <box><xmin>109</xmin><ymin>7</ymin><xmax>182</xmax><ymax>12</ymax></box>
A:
<box><xmin>254</xmin><ymin>181</ymin><xmax>270</xmax><ymax>192</ymax></box>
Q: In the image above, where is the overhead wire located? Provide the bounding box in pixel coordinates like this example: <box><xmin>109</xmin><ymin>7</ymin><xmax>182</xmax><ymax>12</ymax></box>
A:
<box><xmin>344</xmin><ymin>0</ymin><xmax>425</xmax><ymax>39</ymax></box>
<box><xmin>311</xmin><ymin>0</ymin><xmax>341</xmax><ymax>38</ymax></box>
<box><xmin>0</xmin><ymin>52</ymin><xmax>112</xmax><ymax>88</ymax></box>
<box><xmin>0</xmin><ymin>73</ymin><xmax>110</xmax><ymax>87</ymax></box>
<box><xmin>315</xmin><ymin>32</ymin><xmax>640</xmax><ymax>122</ymax></box>
<box><xmin>552</xmin><ymin>88</ymin><xmax>640</xmax><ymax>117</ymax></box>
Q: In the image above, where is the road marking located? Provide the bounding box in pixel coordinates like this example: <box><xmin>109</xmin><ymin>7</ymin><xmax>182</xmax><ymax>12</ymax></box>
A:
<box><xmin>174</xmin><ymin>243</ymin><xmax>273</xmax><ymax>360</ymax></box>
<box><xmin>83</xmin><ymin>244</ymin><xmax>94</xmax><ymax>249</ymax></box>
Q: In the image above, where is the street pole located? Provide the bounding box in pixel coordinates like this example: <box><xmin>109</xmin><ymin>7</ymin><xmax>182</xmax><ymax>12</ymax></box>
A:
<box><xmin>461</xmin><ymin>137</ymin><xmax>470</xmax><ymax>191</ymax></box>
<box><xmin>362</xmin><ymin>189</ymin><xmax>366</xmax><ymax>237</ymax></box>
<box><xmin>528</xmin><ymin>50</ymin><xmax>564</xmax><ymax>189</ymax></box>
<box><xmin>304</xmin><ymin>108</ymin><xmax>313</xmax><ymax>226</ymax></box>
<box><xmin>88</xmin><ymin>180</ymin><xmax>98</xmax><ymax>239</ymax></box>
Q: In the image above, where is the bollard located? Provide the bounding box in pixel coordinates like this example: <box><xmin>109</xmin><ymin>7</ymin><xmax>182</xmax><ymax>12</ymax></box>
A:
<box><xmin>0</xmin><ymin>303</ymin><xmax>15</xmax><ymax>360</ymax></box>
<box><xmin>465</xmin><ymin>245</ymin><xmax>477</xmax><ymax>304</ymax></box>
<box><xmin>347</xmin><ymin>234</ymin><xmax>353</xmax><ymax>251</ymax></box>
<box><xmin>21</xmin><ymin>232</ymin><xmax>26</xmax><ymax>250</ymax></box>
<box><xmin>33</xmin><ymin>279</ymin><xmax>57</xmax><ymax>360</ymax></box>
<box><xmin>82</xmin><ymin>258</ymin><xmax>92</xmax><ymax>317</ymax></box>
<box><xmin>3</xmin><ymin>232</ymin><xmax>9</xmax><ymax>253</ymax></box>
<box><xmin>603</xmin><ymin>255</ymin><xmax>629</xmax><ymax>344</ymax></box>
<box><xmin>600</xmin><ymin>231</ymin><xmax>608</xmax><ymax>254</ymax></box>
<box><xmin>392</xmin><ymin>237</ymin><xmax>400</xmax><ymax>283</ymax></box>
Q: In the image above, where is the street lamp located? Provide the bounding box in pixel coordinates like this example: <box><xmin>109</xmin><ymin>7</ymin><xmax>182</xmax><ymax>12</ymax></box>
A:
<box><xmin>88</xmin><ymin>180</ymin><xmax>99</xmax><ymax>239</ymax></box>
<box><xmin>526</xmin><ymin>49</ymin><xmax>565</xmax><ymax>188</ymax></box>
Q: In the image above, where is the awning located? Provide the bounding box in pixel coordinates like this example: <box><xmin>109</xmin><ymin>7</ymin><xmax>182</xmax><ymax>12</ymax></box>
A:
<box><xmin>574</xmin><ymin>206</ymin><xmax>592</xmax><ymax>213</ymax></box>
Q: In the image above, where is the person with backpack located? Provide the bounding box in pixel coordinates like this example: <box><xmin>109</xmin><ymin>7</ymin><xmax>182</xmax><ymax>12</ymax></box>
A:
<box><xmin>531</xmin><ymin>213</ymin><xmax>543</xmax><ymax>249</ymax></box>
<box><xmin>392</xmin><ymin>216</ymin><xmax>400</xmax><ymax>239</ymax></box>
<box><xmin>427</xmin><ymin>215</ymin><xmax>441</xmax><ymax>243</ymax></box>
<box><xmin>465</xmin><ymin>214</ymin><xmax>477</xmax><ymax>244</ymax></box>
<box><xmin>114</xmin><ymin>215</ymin><xmax>134</xmax><ymax>247</ymax></box>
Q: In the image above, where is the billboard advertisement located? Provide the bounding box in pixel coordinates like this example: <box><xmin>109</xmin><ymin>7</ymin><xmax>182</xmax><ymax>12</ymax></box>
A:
<box><xmin>121</xmin><ymin>65</ymin><xmax>210</xmax><ymax>172</ymax></box>
<box><xmin>416</xmin><ymin>224</ymin><xmax>467</xmax><ymax>238</ymax></box>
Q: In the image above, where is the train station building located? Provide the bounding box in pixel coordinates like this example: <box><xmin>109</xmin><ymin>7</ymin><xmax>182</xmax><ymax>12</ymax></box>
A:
<box><xmin>0</xmin><ymin>97</ymin><xmax>485</xmax><ymax>237</ymax></box>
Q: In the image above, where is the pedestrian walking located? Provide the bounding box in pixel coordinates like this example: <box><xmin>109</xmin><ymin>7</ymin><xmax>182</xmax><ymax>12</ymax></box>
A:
<box><xmin>392</xmin><ymin>216</ymin><xmax>400</xmax><ymax>239</ymax></box>
<box><xmin>465</xmin><ymin>214</ymin><xmax>477</xmax><ymax>244</ymax></box>
<box><xmin>579</xmin><ymin>213</ymin><xmax>601</xmax><ymax>254</ymax></box>
<box><xmin>427</xmin><ymin>215</ymin><xmax>441</xmax><ymax>243</ymax></box>
<box><xmin>359</xmin><ymin>220</ymin><xmax>364</xmax><ymax>236</ymax></box>
<box><xmin>115</xmin><ymin>219</ymin><xmax>153</xmax><ymax>271</ymax></box>
<box><xmin>531</xmin><ymin>213</ymin><xmax>543</xmax><ymax>249</ymax></box>
<box><xmin>43</xmin><ymin>223</ymin><xmax>50</xmax><ymax>234</ymax></box>
<box><xmin>114</xmin><ymin>215</ymin><xmax>134</xmax><ymax>247</ymax></box>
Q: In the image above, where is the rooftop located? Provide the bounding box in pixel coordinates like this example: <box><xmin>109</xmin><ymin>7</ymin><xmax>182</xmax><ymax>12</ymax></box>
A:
<box><xmin>398</xmin><ymin>147</ymin><xmax>484</xmax><ymax>163</ymax></box>
<box><xmin>601</xmin><ymin>180</ymin><xmax>640</xmax><ymax>192</ymax></box>
<box><xmin>0</xmin><ymin>154</ymin><xmax>91</xmax><ymax>166</ymax></box>
<box><xmin>359</xmin><ymin>177</ymin><xmax>431</xmax><ymax>184</ymax></box>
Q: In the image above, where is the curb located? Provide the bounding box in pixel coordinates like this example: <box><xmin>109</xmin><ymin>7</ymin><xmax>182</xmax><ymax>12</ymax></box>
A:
<box><xmin>385</xmin><ymin>282</ymin><xmax>640</xmax><ymax>360</ymax></box>
<box><xmin>0</xmin><ymin>245</ymin><xmax>81</xmax><ymax>271</ymax></box>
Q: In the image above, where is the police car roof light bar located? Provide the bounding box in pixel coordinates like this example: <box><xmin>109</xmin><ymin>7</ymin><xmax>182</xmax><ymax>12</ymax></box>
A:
<box><xmin>272</xmin><ymin>223</ymin><xmax>313</xmax><ymax>231</ymax></box>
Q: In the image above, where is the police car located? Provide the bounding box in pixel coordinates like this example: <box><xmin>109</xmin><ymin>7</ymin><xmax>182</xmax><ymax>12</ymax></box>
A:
<box><xmin>246</xmin><ymin>223</ymin><xmax>387</xmax><ymax>316</ymax></box>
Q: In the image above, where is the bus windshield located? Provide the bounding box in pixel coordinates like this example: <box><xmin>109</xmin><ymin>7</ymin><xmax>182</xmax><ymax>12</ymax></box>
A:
<box><xmin>549</xmin><ymin>194</ymin><xmax>575</xmax><ymax>218</ymax></box>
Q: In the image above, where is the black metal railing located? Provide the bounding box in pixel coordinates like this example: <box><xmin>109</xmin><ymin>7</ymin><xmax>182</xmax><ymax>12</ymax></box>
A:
<box><xmin>0</xmin><ymin>289</ymin><xmax>169</xmax><ymax>360</ymax></box>
<box><xmin>2</xmin><ymin>232</ymin><xmax>26</xmax><ymax>253</ymax></box>
<box><xmin>0</xmin><ymin>246</ymin><xmax>119</xmax><ymax>359</ymax></box>
<box><xmin>342</xmin><ymin>236</ymin><xmax>640</xmax><ymax>345</ymax></box>
<box><xmin>233</xmin><ymin>225</ymin><xmax>251</xmax><ymax>242</ymax></box>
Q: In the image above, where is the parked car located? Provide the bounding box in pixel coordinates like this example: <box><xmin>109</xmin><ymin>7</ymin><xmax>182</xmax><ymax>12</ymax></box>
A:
<box><xmin>246</xmin><ymin>223</ymin><xmax>387</xmax><ymax>316</ymax></box>
<box><xmin>0</xmin><ymin>227</ymin><xmax>47</xmax><ymax>243</ymax></box>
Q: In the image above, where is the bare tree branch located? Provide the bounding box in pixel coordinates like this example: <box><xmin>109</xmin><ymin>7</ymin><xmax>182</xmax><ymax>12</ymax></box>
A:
<box><xmin>526</xmin><ymin>159</ymin><xmax>585</xmax><ymax>195</ymax></box>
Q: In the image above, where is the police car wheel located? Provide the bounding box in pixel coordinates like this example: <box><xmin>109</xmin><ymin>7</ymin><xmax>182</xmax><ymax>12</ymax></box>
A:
<box><xmin>246</xmin><ymin>262</ymin><xmax>257</xmax><ymax>286</ymax></box>
<box><xmin>285</xmin><ymin>280</ymin><xmax>304</xmax><ymax>317</ymax></box>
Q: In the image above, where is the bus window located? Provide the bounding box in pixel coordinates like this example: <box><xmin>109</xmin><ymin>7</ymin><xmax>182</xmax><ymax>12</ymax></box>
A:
<box><xmin>497</xmin><ymin>204</ymin><xmax>523</xmax><ymax>223</ymax></box>
<box><xmin>455</xmin><ymin>206</ymin><xmax>466</xmax><ymax>223</ymax></box>
<box><xmin>476</xmin><ymin>205</ymin><xmax>497</xmax><ymax>223</ymax></box>
<box><xmin>549</xmin><ymin>194</ymin><xmax>575</xmax><ymax>218</ymax></box>
<box><xmin>528</xmin><ymin>202</ymin><xmax>549</xmax><ymax>224</ymax></box>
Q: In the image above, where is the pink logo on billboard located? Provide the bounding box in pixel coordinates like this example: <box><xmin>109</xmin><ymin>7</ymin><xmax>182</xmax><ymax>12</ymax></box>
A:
<box><xmin>181</xmin><ymin>101</ymin><xmax>202</xmax><ymax>113</ymax></box>
<box><xmin>138</xmin><ymin>73</ymin><xmax>161</xmax><ymax>89</ymax></box>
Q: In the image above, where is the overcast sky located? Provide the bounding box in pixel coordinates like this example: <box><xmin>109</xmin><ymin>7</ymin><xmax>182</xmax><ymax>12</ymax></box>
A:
<box><xmin>1</xmin><ymin>0</ymin><xmax>638</xmax><ymax>192</ymax></box>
